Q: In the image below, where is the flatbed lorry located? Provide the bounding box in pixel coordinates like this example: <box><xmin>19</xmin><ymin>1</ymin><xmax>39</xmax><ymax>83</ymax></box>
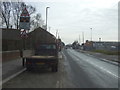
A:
<box><xmin>23</xmin><ymin>43</ymin><xmax>58</xmax><ymax>72</ymax></box>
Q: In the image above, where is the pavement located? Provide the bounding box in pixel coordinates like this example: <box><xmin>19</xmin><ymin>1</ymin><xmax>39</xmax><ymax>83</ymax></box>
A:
<box><xmin>77</xmin><ymin>49</ymin><xmax>119</xmax><ymax>65</ymax></box>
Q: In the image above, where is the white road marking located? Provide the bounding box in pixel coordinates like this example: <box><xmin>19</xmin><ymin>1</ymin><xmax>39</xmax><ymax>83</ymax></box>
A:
<box><xmin>62</xmin><ymin>52</ymin><xmax>67</xmax><ymax>61</ymax></box>
<box><xmin>88</xmin><ymin>61</ymin><xmax>119</xmax><ymax>79</ymax></box>
<box><xmin>59</xmin><ymin>55</ymin><xmax>63</xmax><ymax>59</ymax></box>
<box><xmin>59</xmin><ymin>79</ymin><xmax>63</xmax><ymax>88</ymax></box>
<box><xmin>1</xmin><ymin>68</ymin><xmax>26</xmax><ymax>87</ymax></box>
<box><xmin>67</xmin><ymin>50</ymin><xmax>119</xmax><ymax>79</ymax></box>
<box><xmin>56</xmin><ymin>81</ymin><xmax>60</xmax><ymax>88</ymax></box>
<box><xmin>100</xmin><ymin>58</ymin><xmax>118</xmax><ymax>65</ymax></box>
<box><xmin>102</xmin><ymin>58</ymin><xmax>107</xmax><ymax>61</ymax></box>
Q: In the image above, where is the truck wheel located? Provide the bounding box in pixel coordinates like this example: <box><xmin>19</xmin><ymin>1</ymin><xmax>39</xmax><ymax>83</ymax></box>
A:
<box><xmin>26</xmin><ymin>67</ymin><xmax>31</xmax><ymax>71</ymax></box>
<box><xmin>52</xmin><ymin>65</ymin><xmax>58</xmax><ymax>72</ymax></box>
<box><xmin>22</xmin><ymin>58</ymin><xmax>25</xmax><ymax>67</ymax></box>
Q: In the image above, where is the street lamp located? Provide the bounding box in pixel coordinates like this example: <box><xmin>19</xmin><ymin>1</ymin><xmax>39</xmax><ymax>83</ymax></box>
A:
<box><xmin>82</xmin><ymin>32</ymin><xmax>84</xmax><ymax>43</ymax></box>
<box><xmin>46</xmin><ymin>7</ymin><xmax>50</xmax><ymax>31</ymax></box>
<box><xmin>90</xmin><ymin>28</ymin><xmax>92</xmax><ymax>41</ymax></box>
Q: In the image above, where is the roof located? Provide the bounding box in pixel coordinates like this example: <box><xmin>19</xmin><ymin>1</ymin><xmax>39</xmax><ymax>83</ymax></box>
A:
<box><xmin>28</xmin><ymin>27</ymin><xmax>57</xmax><ymax>43</ymax></box>
<box><xmin>1</xmin><ymin>27</ymin><xmax>56</xmax><ymax>42</ymax></box>
<box><xmin>31</xmin><ymin>27</ymin><xmax>55</xmax><ymax>38</ymax></box>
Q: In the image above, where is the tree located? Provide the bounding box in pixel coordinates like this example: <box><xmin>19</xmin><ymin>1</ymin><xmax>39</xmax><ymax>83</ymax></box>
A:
<box><xmin>72</xmin><ymin>41</ymin><xmax>80</xmax><ymax>49</ymax></box>
<box><xmin>0</xmin><ymin>1</ymin><xmax>36</xmax><ymax>29</ymax></box>
<box><xmin>26</xmin><ymin>5</ymin><xmax>36</xmax><ymax>15</ymax></box>
<box><xmin>11</xmin><ymin>1</ymin><xmax>25</xmax><ymax>29</ymax></box>
<box><xmin>11</xmin><ymin>1</ymin><xmax>36</xmax><ymax>29</ymax></box>
<box><xmin>0</xmin><ymin>2</ymin><xmax>12</xmax><ymax>28</ymax></box>
<box><xmin>31</xmin><ymin>13</ymin><xmax>44</xmax><ymax>29</ymax></box>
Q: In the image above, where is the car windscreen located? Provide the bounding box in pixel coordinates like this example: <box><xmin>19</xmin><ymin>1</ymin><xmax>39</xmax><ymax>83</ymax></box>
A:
<box><xmin>37</xmin><ymin>44</ymin><xmax>56</xmax><ymax>49</ymax></box>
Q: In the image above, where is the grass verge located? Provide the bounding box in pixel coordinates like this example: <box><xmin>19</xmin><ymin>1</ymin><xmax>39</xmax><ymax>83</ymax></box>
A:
<box><xmin>91</xmin><ymin>50</ymin><xmax>120</xmax><ymax>55</ymax></box>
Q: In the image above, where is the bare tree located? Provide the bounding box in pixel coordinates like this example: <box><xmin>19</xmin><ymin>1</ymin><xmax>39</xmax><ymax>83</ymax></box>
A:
<box><xmin>0</xmin><ymin>3</ymin><xmax>3</xmax><ymax>28</ymax></box>
<box><xmin>26</xmin><ymin>5</ymin><xmax>36</xmax><ymax>15</ymax></box>
<box><xmin>0</xmin><ymin>1</ymin><xmax>36</xmax><ymax>29</ymax></box>
<box><xmin>31</xmin><ymin>13</ymin><xmax>44</xmax><ymax>29</ymax></box>
<box><xmin>11</xmin><ymin>1</ymin><xmax>25</xmax><ymax>29</ymax></box>
<box><xmin>0</xmin><ymin>2</ymin><xmax>12</xmax><ymax>28</ymax></box>
<box><xmin>11</xmin><ymin>1</ymin><xmax>36</xmax><ymax>29</ymax></box>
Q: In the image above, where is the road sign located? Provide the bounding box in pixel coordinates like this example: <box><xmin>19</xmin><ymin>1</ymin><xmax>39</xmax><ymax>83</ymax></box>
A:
<box><xmin>20</xmin><ymin>30</ymin><xmax>28</xmax><ymax>38</ymax></box>
<box><xmin>21</xmin><ymin>7</ymin><xmax>30</xmax><ymax>17</ymax></box>
<box><xmin>19</xmin><ymin>22</ymin><xmax>30</xmax><ymax>30</ymax></box>
<box><xmin>19</xmin><ymin>7</ymin><xmax>30</xmax><ymax>30</ymax></box>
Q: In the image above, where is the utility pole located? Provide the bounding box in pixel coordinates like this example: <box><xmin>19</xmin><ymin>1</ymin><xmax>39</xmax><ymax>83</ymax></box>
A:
<box><xmin>56</xmin><ymin>29</ymin><xmax>58</xmax><ymax>39</ymax></box>
<box><xmin>99</xmin><ymin>38</ymin><xmax>101</xmax><ymax>42</ymax></box>
<box><xmin>58</xmin><ymin>30</ymin><xmax>60</xmax><ymax>39</ymax></box>
<box><xmin>49</xmin><ymin>27</ymin><xmax>51</xmax><ymax>32</ymax></box>
<box><xmin>79</xmin><ymin>35</ymin><xmax>81</xmax><ymax>45</ymax></box>
<box><xmin>46</xmin><ymin>7</ymin><xmax>50</xmax><ymax>31</ymax></box>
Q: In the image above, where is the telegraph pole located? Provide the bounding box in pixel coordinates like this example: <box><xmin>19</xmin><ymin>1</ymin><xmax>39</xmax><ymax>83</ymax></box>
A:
<box><xmin>56</xmin><ymin>29</ymin><xmax>58</xmax><ymax>39</ymax></box>
<box><xmin>82</xmin><ymin>32</ymin><xmax>84</xmax><ymax>43</ymax></box>
<box><xmin>79</xmin><ymin>35</ymin><xmax>81</xmax><ymax>45</ymax></box>
<box><xmin>99</xmin><ymin>38</ymin><xmax>101</xmax><ymax>42</ymax></box>
<box><xmin>49</xmin><ymin>27</ymin><xmax>51</xmax><ymax>32</ymax></box>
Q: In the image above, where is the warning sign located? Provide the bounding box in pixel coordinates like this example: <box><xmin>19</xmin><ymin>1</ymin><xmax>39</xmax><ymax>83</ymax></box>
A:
<box><xmin>20</xmin><ymin>30</ymin><xmax>28</xmax><ymax>38</ymax></box>
<box><xmin>21</xmin><ymin>7</ymin><xmax>30</xmax><ymax>17</ymax></box>
<box><xmin>19</xmin><ymin>7</ymin><xmax>30</xmax><ymax>30</ymax></box>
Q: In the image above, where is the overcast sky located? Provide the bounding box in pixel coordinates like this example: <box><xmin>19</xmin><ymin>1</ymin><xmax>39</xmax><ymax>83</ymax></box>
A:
<box><xmin>25</xmin><ymin>0</ymin><xmax>119</xmax><ymax>44</ymax></box>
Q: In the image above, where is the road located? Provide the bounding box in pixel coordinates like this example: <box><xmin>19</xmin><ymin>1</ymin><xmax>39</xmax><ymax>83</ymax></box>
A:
<box><xmin>2</xmin><ymin>48</ymin><xmax>119</xmax><ymax>88</ymax></box>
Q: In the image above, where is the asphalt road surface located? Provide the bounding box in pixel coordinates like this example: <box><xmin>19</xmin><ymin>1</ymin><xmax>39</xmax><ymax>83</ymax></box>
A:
<box><xmin>2</xmin><ymin>49</ymin><xmax>119</xmax><ymax>88</ymax></box>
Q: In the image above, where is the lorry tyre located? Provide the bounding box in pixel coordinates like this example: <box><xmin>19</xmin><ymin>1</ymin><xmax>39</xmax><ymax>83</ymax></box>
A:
<box><xmin>26</xmin><ymin>67</ymin><xmax>31</xmax><ymax>71</ymax></box>
<box><xmin>52</xmin><ymin>65</ymin><xmax>58</xmax><ymax>72</ymax></box>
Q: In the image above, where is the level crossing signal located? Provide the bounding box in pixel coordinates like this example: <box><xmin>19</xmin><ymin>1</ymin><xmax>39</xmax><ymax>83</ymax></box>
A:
<box><xmin>20</xmin><ymin>29</ymin><xmax>28</xmax><ymax>38</ymax></box>
<box><xmin>19</xmin><ymin>7</ymin><xmax>30</xmax><ymax>30</ymax></box>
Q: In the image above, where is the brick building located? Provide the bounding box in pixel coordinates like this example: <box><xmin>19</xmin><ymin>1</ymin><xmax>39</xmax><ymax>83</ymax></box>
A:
<box><xmin>83</xmin><ymin>40</ymin><xmax>119</xmax><ymax>51</ymax></box>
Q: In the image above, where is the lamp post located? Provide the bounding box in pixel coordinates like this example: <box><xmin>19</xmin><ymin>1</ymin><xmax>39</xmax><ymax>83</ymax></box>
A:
<box><xmin>46</xmin><ymin>7</ymin><xmax>50</xmax><ymax>31</ymax></box>
<box><xmin>90</xmin><ymin>28</ymin><xmax>92</xmax><ymax>41</ymax></box>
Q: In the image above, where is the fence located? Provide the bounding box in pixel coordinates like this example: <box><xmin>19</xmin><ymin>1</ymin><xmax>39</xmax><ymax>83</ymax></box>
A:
<box><xmin>2</xmin><ymin>50</ymin><xmax>21</xmax><ymax>62</ymax></box>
